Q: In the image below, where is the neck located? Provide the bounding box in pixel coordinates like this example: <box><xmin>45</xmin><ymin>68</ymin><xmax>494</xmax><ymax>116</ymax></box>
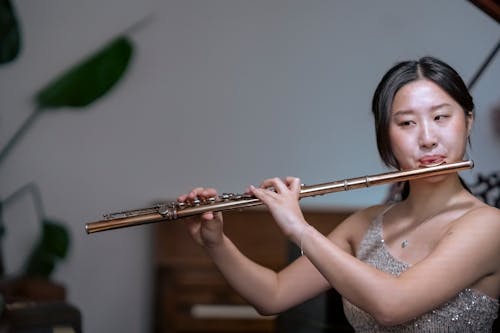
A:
<box><xmin>404</xmin><ymin>174</ymin><xmax>467</xmax><ymax>217</ymax></box>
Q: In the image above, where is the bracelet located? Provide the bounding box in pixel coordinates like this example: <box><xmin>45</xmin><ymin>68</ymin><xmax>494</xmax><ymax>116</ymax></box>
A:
<box><xmin>299</xmin><ymin>225</ymin><xmax>311</xmax><ymax>256</ymax></box>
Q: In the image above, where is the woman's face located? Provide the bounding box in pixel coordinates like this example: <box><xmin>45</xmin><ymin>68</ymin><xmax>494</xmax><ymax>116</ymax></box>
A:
<box><xmin>389</xmin><ymin>79</ymin><xmax>472</xmax><ymax>170</ymax></box>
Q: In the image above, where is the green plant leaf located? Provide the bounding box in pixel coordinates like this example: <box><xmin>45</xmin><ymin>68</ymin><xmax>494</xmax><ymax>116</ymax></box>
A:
<box><xmin>23</xmin><ymin>219</ymin><xmax>70</xmax><ymax>278</ymax></box>
<box><xmin>40</xmin><ymin>219</ymin><xmax>70</xmax><ymax>259</ymax></box>
<box><xmin>23</xmin><ymin>250</ymin><xmax>55</xmax><ymax>278</ymax></box>
<box><xmin>35</xmin><ymin>36</ymin><xmax>133</xmax><ymax>109</ymax></box>
<box><xmin>0</xmin><ymin>0</ymin><xmax>21</xmax><ymax>64</ymax></box>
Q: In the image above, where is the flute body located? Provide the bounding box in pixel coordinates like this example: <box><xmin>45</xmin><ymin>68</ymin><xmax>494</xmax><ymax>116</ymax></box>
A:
<box><xmin>85</xmin><ymin>160</ymin><xmax>473</xmax><ymax>234</ymax></box>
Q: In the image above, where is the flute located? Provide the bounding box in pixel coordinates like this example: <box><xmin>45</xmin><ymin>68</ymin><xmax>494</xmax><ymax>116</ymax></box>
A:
<box><xmin>85</xmin><ymin>160</ymin><xmax>473</xmax><ymax>234</ymax></box>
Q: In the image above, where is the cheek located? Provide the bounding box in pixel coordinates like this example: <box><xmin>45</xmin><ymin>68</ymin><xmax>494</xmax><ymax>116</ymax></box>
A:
<box><xmin>451</xmin><ymin>125</ymin><xmax>469</xmax><ymax>156</ymax></box>
<box><xmin>389</xmin><ymin>127</ymin><xmax>413</xmax><ymax>153</ymax></box>
<box><xmin>388</xmin><ymin>129</ymin><xmax>414</xmax><ymax>167</ymax></box>
<box><xmin>443</xmin><ymin>121</ymin><xmax>468</xmax><ymax>146</ymax></box>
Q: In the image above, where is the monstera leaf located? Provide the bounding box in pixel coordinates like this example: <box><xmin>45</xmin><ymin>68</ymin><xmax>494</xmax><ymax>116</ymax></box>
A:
<box><xmin>0</xmin><ymin>36</ymin><xmax>133</xmax><ymax>164</ymax></box>
<box><xmin>35</xmin><ymin>37</ymin><xmax>133</xmax><ymax>109</ymax></box>
<box><xmin>0</xmin><ymin>0</ymin><xmax>21</xmax><ymax>64</ymax></box>
<box><xmin>0</xmin><ymin>36</ymin><xmax>133</xmax><ymax>279</ymax></box>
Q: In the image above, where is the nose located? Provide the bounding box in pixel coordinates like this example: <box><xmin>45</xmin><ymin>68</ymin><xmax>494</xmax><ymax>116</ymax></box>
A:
<box><xmin>419</xmin><ymin>122</ymin><xmax>438</xmax><ymax>149</ymax></box>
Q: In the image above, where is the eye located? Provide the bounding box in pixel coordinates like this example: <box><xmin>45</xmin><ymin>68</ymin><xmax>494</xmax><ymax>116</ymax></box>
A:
<box><xmin>434</xmin><ymin>114</ymin><xmax>449</xmax><ymax>121</ymax></box>
<box><xmin>398</xmin><ymin>120</ymin><xmax>415</xmax><ymax>127</ymax></box>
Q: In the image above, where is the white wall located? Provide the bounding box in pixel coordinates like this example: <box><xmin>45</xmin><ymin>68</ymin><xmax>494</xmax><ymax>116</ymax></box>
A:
<box><xmin>1</xmin><ymin>1</ymin><xmax>498</xmax><ymax>332</ymax></box>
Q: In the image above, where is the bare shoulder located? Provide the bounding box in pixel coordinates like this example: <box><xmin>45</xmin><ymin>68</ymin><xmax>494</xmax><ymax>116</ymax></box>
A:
<box><xmin>444</xmin><ymin>202</ymin><xmax>500</xmax><ymax>273</ymax></box>
<box><xmin>454</xmin><ymin>202</ymin><xmax>500</xmax><ymax>229</ymax></box>
<box><xmin>452</xmin><ymin>203</ymin><xmax>500</xmax><ymax>250</ymax></box>
<box><xmin>447</xmin><ymin>199</ymin><xmax>500</xmax><ymax>245</ymax></box>
<box><xmin>441</xmin><ymin>203</ymin><xmax>500</xmax><ymax>290</ymax></box>
<box><xmin>331</xmin><ymin>204</ymin><xmax>387</xmax><ymax>233</ymax></box>
<box><xmin>327</xmin><ymin>203</ymin><xmax>392</xmax><ymax>253</ymax></box>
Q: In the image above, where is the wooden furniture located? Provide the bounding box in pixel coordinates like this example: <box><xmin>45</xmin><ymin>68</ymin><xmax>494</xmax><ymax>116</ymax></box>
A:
<box><xmin>0</xmin><ymin>278</ymin><xmax>81</xmax><ymax>333</ymax></box>
<box><xmin>153</xmin><ymin>208</ymin><xmax>353</xmax><ymax>333</ymax></box>
<box><xmin>0</xmin><ymin>301</ymin><xmax>81</xmax><ymax>333</ymax></box>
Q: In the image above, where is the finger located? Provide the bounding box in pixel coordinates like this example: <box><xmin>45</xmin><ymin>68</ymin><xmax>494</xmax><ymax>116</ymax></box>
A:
<box><xmin>184</xmin><ymin>208</ymin><xmax>216</xmax><ymax>224</ymax></box>
<box><xmin>285</xmin><ymin>176</ymin><xmax>300</xmax><ymax>185</ymax></box>
<box><xmin>201</xmin><ymin>188</ymin><xmax>218</xmax><ymax>199</ymax></box>
<box><xmin>188</xmin><ymin>187</ymin><xmax>205</xmax><ymax>199</ymax></box>
<box><xmin>260</xmin><ymin>177</ymin><xmax>288</xmax><ymax>193</ymax></box>
<box><xmin>249</xmin><ymin>185</ymin><xmax>271</xmax><ymax>199</ymax></box>
<box><xmin>285</xmin><ymin>177</ymin><xmax>302</xmax><ymax>191</ymax></box>
<box><xmin>186</xmin><ymin>218</ymin><xmax>201</xmax><ymax>233</ymax></box>
<box><xmin>214</xmin><ymin>211</ymin><xmax>223</xmax><ymax>221</ymax></box>
<box><xmin>183</xmin><ymin>187</ymin><xmax>218</xmax><ymax>201</ymax></box>
<box><xmin>178</xmin><ymin>188</ymin><xmax>202</xmax><ymax>202</ymax></box>
<box><xmin>251</xmin><ymin>186</ymin><xmax>282</xmax><ymax>205</ymax></box>
<box><xmin>201</xmin><ymin>211</ymin><xmax>215</xmax><ymax>221</ymax></box>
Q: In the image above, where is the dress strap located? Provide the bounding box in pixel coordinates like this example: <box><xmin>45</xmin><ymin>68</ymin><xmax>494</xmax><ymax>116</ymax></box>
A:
<box><xmin>377</xmin><ymin>203</ymin><xmax>396</xmax><ymax>219</ymax></box>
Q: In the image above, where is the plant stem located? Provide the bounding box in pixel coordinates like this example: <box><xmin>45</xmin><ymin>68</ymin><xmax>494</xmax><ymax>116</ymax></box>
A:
<box><xmin>2</xmin><ymin>182</ymin><xmax>45</xmax><ymax>221</ymax></box>
<box><xmin>0</xmin><ymin>108</ymin><xmax>41</xmax><ymax>167</ymax></box>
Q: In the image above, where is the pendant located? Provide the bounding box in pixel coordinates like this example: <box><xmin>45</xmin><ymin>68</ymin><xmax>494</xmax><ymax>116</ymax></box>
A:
<box><xmin>401</xmin><ymin>240</ymin><xmax>409</xmax><ymax>248</ymax></box>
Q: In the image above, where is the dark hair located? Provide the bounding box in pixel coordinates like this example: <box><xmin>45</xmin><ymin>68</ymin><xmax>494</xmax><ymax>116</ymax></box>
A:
<box><xmin>372</xmin><ymin>56</ymin><xmax>474</xmax><ymax>169</ymax></box>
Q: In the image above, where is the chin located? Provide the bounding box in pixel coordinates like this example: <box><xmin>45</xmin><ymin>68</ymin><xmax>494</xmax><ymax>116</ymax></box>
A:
<box><xmin>420</xmin><ymin>174</ymin><xmax>449</xmax><ymax>183</ymax></box>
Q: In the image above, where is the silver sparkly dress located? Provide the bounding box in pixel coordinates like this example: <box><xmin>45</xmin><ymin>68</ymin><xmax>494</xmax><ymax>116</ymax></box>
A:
<box><xmin>342</xmin><ymin>206</ymin><xmax>499</xmax><ymax>333</ymax></box>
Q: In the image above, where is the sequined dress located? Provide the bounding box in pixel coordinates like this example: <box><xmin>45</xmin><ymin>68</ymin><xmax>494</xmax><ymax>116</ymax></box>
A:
<box><xmin>342</xmin><ymin>206</ymin><xmax>499</xmax><ymax>333</ymax></box>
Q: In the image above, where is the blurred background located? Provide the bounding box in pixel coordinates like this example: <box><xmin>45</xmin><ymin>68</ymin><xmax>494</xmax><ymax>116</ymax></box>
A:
<box><xmin>0</xmin><ymin>1</ymin><xmax>498</xmax><ymax>332</ymax></box>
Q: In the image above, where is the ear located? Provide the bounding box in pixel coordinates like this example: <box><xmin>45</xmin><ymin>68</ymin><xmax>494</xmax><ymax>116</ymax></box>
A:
<box><xmin>466</xmin><ymin>111</ymin><xmax>474</xmax><ymax>137</ymax></box>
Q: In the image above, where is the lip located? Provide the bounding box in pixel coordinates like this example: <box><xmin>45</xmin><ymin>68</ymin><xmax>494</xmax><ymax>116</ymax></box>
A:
<box><xmin>418</xmin><ymin>155</ymin><xmax>446</xmax><ymax>167</ymax></box>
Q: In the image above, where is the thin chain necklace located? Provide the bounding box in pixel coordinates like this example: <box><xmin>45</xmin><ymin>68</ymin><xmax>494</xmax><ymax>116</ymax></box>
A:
<box><xmin>400</xmin><ymin>208</ymin><xmax>446</xmax><ymax>248</ymax></box>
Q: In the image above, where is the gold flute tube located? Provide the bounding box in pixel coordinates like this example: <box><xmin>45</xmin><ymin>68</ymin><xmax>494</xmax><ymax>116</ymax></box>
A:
<box><xmin>85</xmin><ymin>160</ymin><xmax>473</xmax><ymax>234</ymax></box>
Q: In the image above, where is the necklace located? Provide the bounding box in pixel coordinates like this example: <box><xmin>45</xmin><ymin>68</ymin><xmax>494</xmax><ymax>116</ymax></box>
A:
<box><xmin>400</xmin><ymin>208</ymin><xmax>446</xmax><ymax>249</ymax></box>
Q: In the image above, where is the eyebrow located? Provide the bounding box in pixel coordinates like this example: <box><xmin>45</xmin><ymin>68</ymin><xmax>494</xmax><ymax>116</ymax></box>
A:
<box><xmin>392</xmin><ymin>110</ymin><xmax>414</xmax><ymax>117</ymax></box>
<box><xmin>392</xmin><ymin>103</ymin><xmax>453</xmax><ymax>117</ymax></box>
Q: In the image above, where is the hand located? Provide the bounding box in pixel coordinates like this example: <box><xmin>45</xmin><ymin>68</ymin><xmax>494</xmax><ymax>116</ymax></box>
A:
<box><xmin>177</xmin><ymin>187</ymin><xmax>224</xmax><ymax>248</ymax></box>
<box><xmin>249</xmin><ymin>177</ymin><xmax>308</xmax><ymax>242</ymax></box>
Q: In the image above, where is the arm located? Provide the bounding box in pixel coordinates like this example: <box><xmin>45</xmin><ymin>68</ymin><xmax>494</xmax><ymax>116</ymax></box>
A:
<box><xmin>251</xmin><ymin>178</ymin><xmax>500</xmax><ymax>325</ymax></box>
<box><xmin>301</xmin><ymin>207</ymin><xmax>500</xmax><ymax>325</ymax></box>
<box><xmin>178</xmin><ymin>187</ymin><xmax>355</xmax><ymax>315</ymax></box>
<box><xmin>206</xmin><ymin>234</ymin><xmax>331</xmax><ymax>315</ymax></box>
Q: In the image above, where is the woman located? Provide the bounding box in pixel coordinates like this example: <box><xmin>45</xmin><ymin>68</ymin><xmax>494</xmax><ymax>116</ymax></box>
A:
<box><xmin>178</xmin><ymin>57</ymin><xmax>500</xmax><ymax>332</ymax></box>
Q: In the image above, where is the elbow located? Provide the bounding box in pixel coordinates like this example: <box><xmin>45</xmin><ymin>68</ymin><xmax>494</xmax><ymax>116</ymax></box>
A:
<box><xmin>253</xmin><ymin>304</ymin><xmax>281</xmax><ymax>317</ymax></box>
<box><xmin>370</xmin><ymin>299</ymin><xmax>412</xmax><ymax>327</ymax></box>
<box><xmin>255</xmin><ymin>308</ymin><xmax>277</xmax><ymax>317</ymax></box>
<box><xmin>253</xmin><ymin>296</ymin><xmax>289</xmax><ymax>317</ymax></box>
<box><xmin>372</xmin><ymin>312</ymin><xmax>401</xmax><ymax>327</ymax></box>
<box><xmin>251</xmin><ymin>291</ymin><xmax>288</xmax><ymax>317</ymax></box>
